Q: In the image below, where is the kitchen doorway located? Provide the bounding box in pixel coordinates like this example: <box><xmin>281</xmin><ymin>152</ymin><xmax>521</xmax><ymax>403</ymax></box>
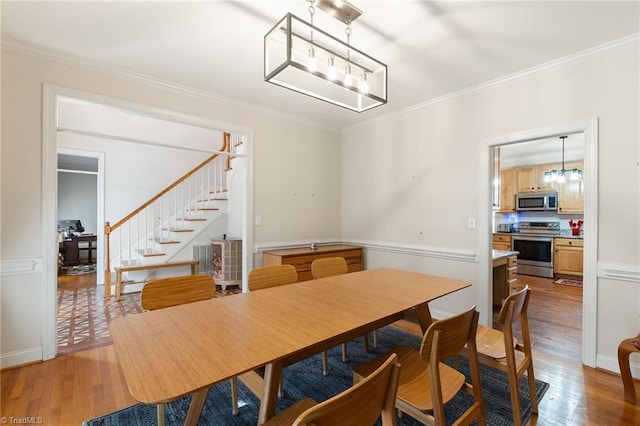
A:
<box><xmin>481</xmin><ymin>120</ymin><xmax>598</xmax><ymax>366</ymax></box>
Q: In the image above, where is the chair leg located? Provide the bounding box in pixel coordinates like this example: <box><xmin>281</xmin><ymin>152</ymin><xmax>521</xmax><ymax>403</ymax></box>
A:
<box><xmin>157</xmin><ymin>403</ymin><xmax>165</xmax><ymax>426</ymax></box>
<box><xmin>342</xmin><ymin>343</ymin><xmax>348</xmax><ymax>362</ymax></box>
<box><xmin>231</xmin><ymin>377</ymin><xmax>239</xmax><ymax>415</ymax></box>
<box><xmin>373</xmin><ymin>329</ymin><xmax>378</xmax><ymax>348</ymax></box>
<box><xmin>526</xmin><ymin>361</ymin><xmax>539</xmax><ymax>413</ymax></box>
<box><xmin>322</xmin><ymin>350</ymin><xmax>329</xmax><ymax>376</ymax></box>
<box><xmin>363</xmin><ymin>334</ymin><xmax>370</xmax><ymax>353</ymax></box>
<box><xmin>618</xmin><ymin>338</ymin><xmax>638</xmax><ymax>404</ymax></box>
<box><xmin>506</xmin><ymin>366</ymin><xmax>523</xmax><ymax>426</ymax></box>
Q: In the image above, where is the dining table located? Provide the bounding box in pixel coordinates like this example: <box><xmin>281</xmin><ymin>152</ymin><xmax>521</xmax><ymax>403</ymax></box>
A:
<box><xmin>109</xmin><ymin>267</ymin><xmax>470</xmax><ymax>425</ymax></box>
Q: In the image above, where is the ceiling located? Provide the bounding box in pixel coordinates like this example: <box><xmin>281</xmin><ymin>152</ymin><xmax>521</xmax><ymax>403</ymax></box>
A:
<box><xmin>1</xmin><ymin>1</ymin><xmax>638</xmax><ymax>130</ymax></box>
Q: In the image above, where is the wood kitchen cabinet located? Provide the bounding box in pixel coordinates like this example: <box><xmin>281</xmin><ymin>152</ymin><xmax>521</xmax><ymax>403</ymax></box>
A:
<box><xmin>493</xmin><ymin>234</ymin><xmax>512</xmax><ymax>251</ymax></box>
<box><xmin>262</xmin><ymin>245</ymin><xmax>363</xmax><ymax>282</ymax></box>
<box><xmin>499</xmin><ymin>169</ymin><xmax>518</xmax><ymax>213</ymax></box>
<box><xmin>554</xmin><ymin>237</ymin><xmax>583</xmax><ymax>277</ymax></box>
<box><xmin>556</xmin><ymin>161</ymin><xmax>584</xmax><ymax>214</ymax></box>
<box><xmin>517</xmin><ymin>165</ymin><xmax>556</xmax><ymax>193</ymax></box>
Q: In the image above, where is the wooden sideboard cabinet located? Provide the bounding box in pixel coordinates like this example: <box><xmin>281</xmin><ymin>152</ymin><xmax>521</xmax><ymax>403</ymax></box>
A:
<box><xmin>262</xmin><ymin>245</ymin><xmax>363</xmax><ymax>282</ymax></box>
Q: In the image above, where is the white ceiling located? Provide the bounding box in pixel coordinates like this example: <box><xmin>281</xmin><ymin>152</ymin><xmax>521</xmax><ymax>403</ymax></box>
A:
<box><xmin>1</xmin><ymin>1</ymin><xmax>638</xmax><ymax>130</ymax></box>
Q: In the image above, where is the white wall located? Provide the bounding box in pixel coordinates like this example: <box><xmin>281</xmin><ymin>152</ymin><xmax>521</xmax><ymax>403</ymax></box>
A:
<box><xmin>342</xmin><ymin>42</ymin><xmax>639</xmax><ymax>372</ymax></box>
<box><xmin>58</xmin><ymin>171</ymin><xmax>97</xmax><ymax>234</ymax></box>
<box><xmin>0</xmin><ymin>46</ymin><xmax>341</xmax><ymax>367</ymax></box>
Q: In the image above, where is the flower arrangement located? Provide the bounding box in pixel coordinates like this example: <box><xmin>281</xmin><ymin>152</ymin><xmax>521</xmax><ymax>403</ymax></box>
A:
<box><xmin>569</xmin><ymin>219</ymin><xmax>583</xmax><ymax>235</ymax></box>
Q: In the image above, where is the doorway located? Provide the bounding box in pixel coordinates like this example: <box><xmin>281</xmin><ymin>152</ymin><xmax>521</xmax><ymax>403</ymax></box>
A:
<box><xmin>42</xmin><ymin>84</ymin><xmax>254</xmax><ymax>360</ymax></box>
<box><xmin>480</xmin><ymin>120</ymin><xmax>598</xmax><ymax>367</ymax></box>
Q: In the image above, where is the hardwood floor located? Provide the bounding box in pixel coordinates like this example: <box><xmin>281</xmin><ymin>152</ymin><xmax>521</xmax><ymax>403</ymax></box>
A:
<box><xmin>1</xmin><ymin>274</ymin><xmax>639</xmax><ymax>425</ymax></box>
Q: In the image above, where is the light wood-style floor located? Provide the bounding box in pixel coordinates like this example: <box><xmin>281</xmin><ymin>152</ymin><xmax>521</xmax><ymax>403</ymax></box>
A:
<box><xmin>1</xmin><ymin>274</ymin><xmax>639</xmax><ymax>425</ymax></box>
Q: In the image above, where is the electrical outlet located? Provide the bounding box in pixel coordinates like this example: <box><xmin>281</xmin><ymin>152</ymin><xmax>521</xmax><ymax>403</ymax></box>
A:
<box><xmin>467</xmin><ymin>217</ymin><xmax>476</xmax><ymax>229</ymax></box>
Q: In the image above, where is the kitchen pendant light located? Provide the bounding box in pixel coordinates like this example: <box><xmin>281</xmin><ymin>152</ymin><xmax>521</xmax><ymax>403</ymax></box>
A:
<box><xmin>544</xmin><ymin>135</ymin><xmax>582</xmax><ymax>183</ymax></box>
<box><xmin>264</xmin><ymin>0</ymin><xmax>387</xmax><ymax>112</ymax></box>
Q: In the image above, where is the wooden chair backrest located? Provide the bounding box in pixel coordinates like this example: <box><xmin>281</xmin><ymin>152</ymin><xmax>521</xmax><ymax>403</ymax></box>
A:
<box><xmin>420</xmin><ymin>306</ymin><xmax>482</xmax><ymax>424</ymax></box>
<box><xmin>140</xmin><ymin>274</ymin><xmax>216</xmax><ymax>310</ymax></box>
<box><xmin>248</xmin><ymin>264</ymin><xmax>298</xmax><ymax>291</ymax></box>
<box><xmin>293</xmin><ymin>353</ymin><xmax>400</xmax><ymax>426</ymax></box>
<box><xmin>311</xmin><ymin>257</ymin><xmax>348</xmax><ymax>279</ymax></box>
<box><xmin>420</xmin><ymin>305</ymin><xmax>479</xmax><ymax>363</ymax></box>
<box><xmin>497</xmin><ymin>285</ymin><xmax>530</xmax><ymax>326</ymax></box>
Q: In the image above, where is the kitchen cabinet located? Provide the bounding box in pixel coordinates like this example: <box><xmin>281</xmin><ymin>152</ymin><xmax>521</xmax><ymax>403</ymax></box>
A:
<box><xmin>517</xmin><ymin>165</ymin><xmax>556</xmax><ymax>193</ymax></box>
<box><xmin>499</xmin><ymin>169</ymin><xmax>518</xmax><ymax>213</ymax></box>
<box><xmin>493</xmin><ymin>234</ymin><xmax>512</xmax><ymax>251</ymax></box>
<box><xmin>556</xmin><ymin>161</ymin><xmax>584</xmax><ymax>214</ymax></box>
<box><xmin>493</xmin><ymin>252</ymin><xmax>518</xmax><ymax>306</ymax></box>
<box><xmin>262</xmin><ymin>245</ymin><xmax>363</xmax><ymax>282</ymax></box>
<box><xmin>554</xmin><ymin>237</ymin><xmax>583</xmax><ymax>277</ymax></box>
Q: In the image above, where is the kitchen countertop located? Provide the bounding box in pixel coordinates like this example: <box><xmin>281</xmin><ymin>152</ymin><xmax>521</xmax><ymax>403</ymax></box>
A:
<box><xmin>494</xmin><ymin>232</ymin><xmax>583</xmax><ymax>239</ymax></box>
<box><xmin>492</xmin><ymin>249</ymin><xmax>519</xmax><ymax>260</ymax></box>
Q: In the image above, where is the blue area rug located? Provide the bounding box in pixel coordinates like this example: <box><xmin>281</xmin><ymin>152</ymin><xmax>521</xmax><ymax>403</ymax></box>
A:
<box><xmin>84</xmin><ymin>325</ymin><xmax>548</xmax><ymax>425</ymax></box>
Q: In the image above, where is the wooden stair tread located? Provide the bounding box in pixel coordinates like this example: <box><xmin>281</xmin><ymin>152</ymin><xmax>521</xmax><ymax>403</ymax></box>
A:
<box><xmin>163</xmin><ymin>228</ymin><xmax>194</xmax><ymax>232</ymax></box>
<box><xmin>137</xmin><ymin>249</ymin><xmax>165</xmax><ymax>257</ymax></box>
<box><xmin>178</xmin><ymin>217</ymin><xmax>207</xmax><ymax>221</ymax></box>
<box><xmin>152</xmin><ymin>238</ymin><xmax>180</xmax><ymax>244</ymax></box>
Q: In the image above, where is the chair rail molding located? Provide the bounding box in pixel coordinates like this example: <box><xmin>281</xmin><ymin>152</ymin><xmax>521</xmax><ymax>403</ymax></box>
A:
<box><xmin>597</xmin><ymin>261</ymin><xmax>640</xmax><ymax>283</ymax></box>
<box><xmin>254</xmin><ymin>239</ymin><xmax>477</xmax><ymax>263</ymax></box>
<box><xmin>0</xmin><ymin>258</ymin><xmax>42</xmax><ymax>276</ymax></box>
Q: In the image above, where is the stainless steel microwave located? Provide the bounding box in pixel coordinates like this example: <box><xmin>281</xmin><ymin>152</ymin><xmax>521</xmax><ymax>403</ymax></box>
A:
<box><xmin>516</xmin><ymin>192</ymin><xmax>558</xmax><ymax>212</ymax></box>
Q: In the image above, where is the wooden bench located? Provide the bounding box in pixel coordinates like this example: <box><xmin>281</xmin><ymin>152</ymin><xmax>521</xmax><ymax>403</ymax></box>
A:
<box><xmin>114</xmin><ymin>259</ymin><xmax>199</xmax><ymax>300</ymax></box>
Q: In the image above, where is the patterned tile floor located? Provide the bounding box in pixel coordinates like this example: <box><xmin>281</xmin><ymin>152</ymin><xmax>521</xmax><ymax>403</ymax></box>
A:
<box><xmin>57</xmin><ymin>275</ymin><xmax>241</xmax><ymax>355</ymax></box>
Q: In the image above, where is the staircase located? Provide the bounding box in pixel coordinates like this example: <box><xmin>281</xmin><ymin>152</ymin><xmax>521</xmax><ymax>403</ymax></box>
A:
<box><xmin>103</xmin><ymin>132</ymin><xmax>244</xmax><ymax>297</ymax></box>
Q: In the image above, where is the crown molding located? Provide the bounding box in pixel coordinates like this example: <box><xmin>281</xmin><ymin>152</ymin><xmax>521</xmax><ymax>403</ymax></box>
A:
<box><xmin>344</xmin><ymin>33</ymin><xmax>640</xmax><ymax>133</ymax></box>
<box><xmin>0</xmin><ymin>37</ymin><xmax>339</xmax><ymax>134</ymax></box>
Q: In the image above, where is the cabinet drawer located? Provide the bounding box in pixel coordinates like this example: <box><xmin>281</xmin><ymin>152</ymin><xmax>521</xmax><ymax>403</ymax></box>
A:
<box><xmin>508</xmin><ymin>256</ymin><xmax>517</xmax><ymax>267</ymax></box>
<box><xmin>281</xmin><ymin>255</ymin><xmax>313</xmax><ymax>272</ymax></box>
<box><xmin>507</xmin><ymin>267</ymin><xmax>517</xmax><ymax>280</ymax></box>
<box><xmin>493</xmin><ymin>234</ymin><xmax>512</xmax><ymax>243</ymax></box>
<box><xmin>555</xmin><ymin>238</ymin><xmax>584</xmax><ymax>247</ymax></box>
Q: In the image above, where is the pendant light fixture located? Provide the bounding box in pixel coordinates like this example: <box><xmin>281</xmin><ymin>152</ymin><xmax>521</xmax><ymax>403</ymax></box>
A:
<box><xmin>544</xmin><ymin>136</ymin><xmax>583</xmax><ymax>183</ymax></box>
<box><xmin>264</xmin><ymin>0</ymin><xmax>387</xmax><ymax>112</ymax></box>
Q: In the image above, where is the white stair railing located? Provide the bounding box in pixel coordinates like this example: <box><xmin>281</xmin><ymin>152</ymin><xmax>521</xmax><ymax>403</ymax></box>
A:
<box><xmin>104</xmin><ymin>131</ymin><xmax>245</xmax><ymax>297</ymax></box>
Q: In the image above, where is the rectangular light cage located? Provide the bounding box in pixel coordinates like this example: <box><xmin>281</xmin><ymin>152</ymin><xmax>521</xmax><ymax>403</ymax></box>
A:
<box><xmin>265</xmin><ymin>13</ymin><xmax>387</xmax><ymax>112</ymax></box>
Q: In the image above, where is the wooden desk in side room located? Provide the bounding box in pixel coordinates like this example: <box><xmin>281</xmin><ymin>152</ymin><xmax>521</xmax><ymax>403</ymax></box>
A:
<box><xmin>492</xmin><ymin>250</ymin><xmax>518</xmax><ymax>306</ymax></box>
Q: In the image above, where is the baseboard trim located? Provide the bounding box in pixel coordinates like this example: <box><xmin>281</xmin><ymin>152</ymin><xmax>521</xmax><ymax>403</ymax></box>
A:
<box><xmin>1</xmin><ymin>347</ymin><xmax>42</xmax><ymax>369</ymax></box>
<box><xmin>597</xmin><ymin>353</ymin><xmax>640</xmax><ymax>379</ymax></box>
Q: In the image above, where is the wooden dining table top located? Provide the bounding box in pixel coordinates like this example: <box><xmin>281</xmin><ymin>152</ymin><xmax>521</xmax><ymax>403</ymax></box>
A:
<box><xmin>109</xmin><ymin>267</ymin><xmax>470</xmax><ymax>408</ymax></box>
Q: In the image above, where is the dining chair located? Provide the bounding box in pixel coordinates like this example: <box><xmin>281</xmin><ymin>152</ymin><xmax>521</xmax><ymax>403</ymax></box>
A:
<box><xmin>233</xmin><ymin>265</ymin><xmax>299</xmax><ymax>413</ymax></box>
<box><xmin>311</xmin><ymin>257</ymin><xmax>374</xmax><ymax>375</ymax></box>
<box><xmin>618</xmin><ymin>332</ymin><xmax>640</xmax><ymax>404</ymax></box>
<box><xmin>262</xmin><ymin>352</ymin><xmax>400</xmax><ymax>426</ymax></box>
<box><xmin>458</xmin><ymin>286</ymin><xmax>536</xmax><ymax>426</ymax></box>
<box><xmin>353</xmin><ymin>306</ymin><xmax>486</xmax><ymax>426</ymax></box>
<box><xmin>139</xmin><ymin>274</ymin><xmax>222</xmax><ymax>425</ymax></box>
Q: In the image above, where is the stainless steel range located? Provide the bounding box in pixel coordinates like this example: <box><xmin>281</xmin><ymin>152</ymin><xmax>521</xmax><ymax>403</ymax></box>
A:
<box><xmin>512</xmin><ymin>221</ymin><xmax>560</xmax><ymax>278</ymax></box>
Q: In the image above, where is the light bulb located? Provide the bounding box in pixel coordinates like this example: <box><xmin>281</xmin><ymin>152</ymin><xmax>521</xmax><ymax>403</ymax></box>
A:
<box><xmin>327</xmin><ymin>57</ymin><xmax>336</xmax><ymax>81</ymax></box>
<box><xmin>557</xmin><ymin>170</ymin><xmax>566</xmax><ymax>183</ymax></box>
<box><xmin>360</xmin><ymin>73</ymin><xmax>368</xmax><ymax>93</ymax></box>
<box><xmin>307</xmin><ymin>47</ymin><xmax>316</xmax><ymax>72</ymax></box>
<box><xmin>543</xmin><ymin>172</ymin><xmax>551</xmax><ymax>183</ymax></box>
<box><xmin>344</xmin><ymin>64</ymin><xmax>352</xmax><ymax>86</ymax></box>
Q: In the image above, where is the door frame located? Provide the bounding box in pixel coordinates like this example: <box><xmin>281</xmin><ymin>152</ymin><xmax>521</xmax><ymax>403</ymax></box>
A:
<box><xmin>42</xmin><ymin>83</ymin><xmax>254</xmax><ymax>360</ymax></box>
<box><xmin>479</xmin><ymin>119</ymin><xmax>598</xmax><ymax>367</ymax></box>
<box><xmin>57</xmin><ymin>148</ymin><xmax>105</xmax><ymax>283</ymax></box>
